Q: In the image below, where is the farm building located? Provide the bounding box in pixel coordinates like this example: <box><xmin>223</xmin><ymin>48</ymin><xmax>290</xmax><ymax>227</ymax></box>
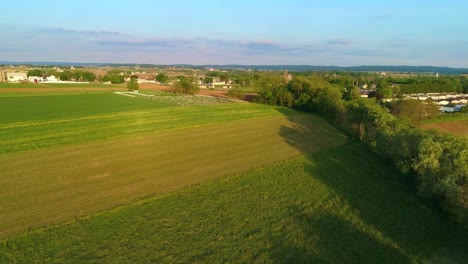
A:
<box><xmin>44</xmin><ymin>75</ymin><xmax>58</xmax><ymax>82</ymax></box>
<box><xmin>28</xmin><ymin>76</ymin><xmax>42</xmax><ymax>83</ymax></box>
<box><xmin>437</xmin><ymin>100</ymin><xmax>450</xmax><ymax>105</ymax></box>
<box><xmin>6</xmin><ymin>72</ymin><xmax>27</xmax><ymax>82</ymax></box>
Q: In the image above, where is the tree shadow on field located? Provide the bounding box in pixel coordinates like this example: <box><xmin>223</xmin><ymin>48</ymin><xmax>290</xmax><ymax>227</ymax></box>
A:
<box><xmin>274</xmin><ymin>109</ymin><xmax>468</xmax><ymax>263</ymax></box>
<box><xmin>268</xmin><ymin>209</ymin><xmax>409</xmax><ymax>264</ymax></box>
<box><xmin>276</xmin><ymin>108</ymin><xmax>348</xmax><ymax>154</ymax></box>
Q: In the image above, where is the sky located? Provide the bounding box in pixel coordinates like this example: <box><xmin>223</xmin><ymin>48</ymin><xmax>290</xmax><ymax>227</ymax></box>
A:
<box><xmin>1</xmin><ymin>0</ymin><xmax>467</xmax><ymax>67</ymax></box>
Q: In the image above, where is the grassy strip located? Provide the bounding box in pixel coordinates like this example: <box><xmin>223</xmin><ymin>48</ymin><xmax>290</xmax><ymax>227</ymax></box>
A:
<box><xmin>423</xmin><ymin>114</ymin><xmax>468</xmax><ymax>124</ymax></box>
<box><xmin>0</xmin><ymin>90</ymin><xmax>109</xmax><ymax>97</ymax></box>
<box><xmin>1</xmin><ymin>143</ymin><xmax>466</xmax><ymax>263</ymax></box>
<box><xmin>0</xmin><ymin>93</ymin><xmax>171</xmax><ymax>123</ymax></box>
<box><xmin>0</xmin><ymin>83</ymin><xmax>121</xmax><ymax>88</ymax></box>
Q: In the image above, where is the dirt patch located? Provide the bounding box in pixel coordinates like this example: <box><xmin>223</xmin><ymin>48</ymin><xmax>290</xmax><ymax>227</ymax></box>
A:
<box><xmin>139</xmin><ymin>84</ymin><xmax>257</xmax><ymax>101</ymax></box>
<box><xmin>421</xmin><ymin>119</ymin><xmax>468</xmax><ymax>136</ymax></box>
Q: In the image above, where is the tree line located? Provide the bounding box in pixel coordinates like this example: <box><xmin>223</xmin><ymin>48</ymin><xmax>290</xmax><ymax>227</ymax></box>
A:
<box><xmin>255</xmin><ymin>73</ymin><xmax>467</xmax><ymax>225</ymax></box>
<box><xmin>27</xmin><ymin>69</ymin><xmax>96</xmax><ymax>82</ymax></box>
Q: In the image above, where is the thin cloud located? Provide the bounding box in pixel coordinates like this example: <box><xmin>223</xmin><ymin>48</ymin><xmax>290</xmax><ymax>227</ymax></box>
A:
<box><xmin>326</xmin><ymin>38</ymin><xmax>352</xmax><ymax>45</ymax></box>
<box><xmin>38</xmin><ymin>27</ymin><xmax>123</xmax><ymax>36</ymax></box>
<box><xmin>342</xmin><ymin>48</ymin><xmax>397</xmax><ymax>57</ymax></box>
<box><xmin>372</xmin><ymin>13</ymin><xmax>393</xmax><ymax>20</ymax></box>
<box><xmin>0</xmin><ymin>24</ymin><xmax>15</xmax><ymax>30</ymax></box>
<box><xmin>96</xmin><ymin>38</ymin><xmax>191</xmax><ymax>48</ymax></box>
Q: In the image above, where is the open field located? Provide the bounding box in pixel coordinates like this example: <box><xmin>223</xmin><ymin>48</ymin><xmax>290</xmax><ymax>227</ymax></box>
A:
<box><xmin>0</xmin><ymin>92</ymin><xmax>347</xmax><ymax>238</ymax></box>
<box><xmin>0</xmin><ymin>93</ymin><xmax>284</xmax><ymax>153</ymax></box>
<box><xmin>0</xmin><ymin>82</ymin><xmax>122</xmax><ymax>89</ymax></box>
<box><xmin>0</xmin><ymin>89</ymin><xmax>466</xmax><ymax>263</ymax></box>
<box><xmin>1</xmin><ymin>143</ymin><xmax>466</xmax><ymax>263</ymax></box>
<box><xmin>421</xmin><ymin>116</ymin><xmax>468</xmax><ymax>136</ymax></box>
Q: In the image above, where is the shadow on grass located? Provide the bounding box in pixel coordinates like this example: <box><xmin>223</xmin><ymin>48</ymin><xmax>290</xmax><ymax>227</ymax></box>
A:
<box><xmin>276</xmin><ymin>110</ymin><xmax>468</xmax><ymax>263</ymax></box>
<box><xmin>268</xmin><ymin>210</ymin><xmax>409</xmax><ymax>264</ymax></box>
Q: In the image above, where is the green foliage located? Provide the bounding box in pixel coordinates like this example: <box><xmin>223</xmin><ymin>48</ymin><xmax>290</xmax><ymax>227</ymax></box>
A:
<box><xmin>127</xmin><ymin>76</ymin><xmax>139</xmax><ymax>91</ymax></box>
<box><xmin>377</xmin><ymin>79</ymin><xmax>393</xmax><ymax>98</ymax></box>
<box><xmin>256</xmin><ymin>75</ymin><xmax>344</xmax><ymax>119</ymax></box>
<box><xmin>226</xmin><ymin>85</ymin><xmax>245</xmax><ymax>99</ymax></box>
<box><xmin>398</xmin><ymin>77</ymin><xmax>463</xmax><ymax>94</ymax></box>
<box><xmin>203</xmin><ymin>76</ymin><xmax>213</xmax><ymax>84</ymax></box>
<box><xmin>255</xmin><ymin>74</ymin><xmax>467</xmax><ymax>221</ymax></box>
<box><xmin>103</xmin><ymin>74</ymin><xmax>125</xmax><ymax>84</ymax></box>
<box><xmin>26</xmin><ymin>69</ymin><xmax>42</xmax><ymax>77</ymax></box>
<box><xmin>155</xmin><ymin>73</ymin><xmax>169</xmax><ymax>83</ymax></box>
<box><xmin>390</xmin><ymin>99</ymin><xmax>440</xmax><ymax>126</ymax></box>
<box><xmin>59</xmin><ymin>70</ymin><xmax>72</xmax><ymax>81</ymax></box>
<box><xmin>171</xmin><ymin>76</ymin><xmax>199</xmax><ymax>94</ymax></box>
<box><xmin>343</xmin><ymin>86</ymin><xmax>361</xmax><ymax>101</ymax></box>
<box><xmin>68</xmin><ymin>70</ymin><xmax>97</xmax><ymax>82</ymax></box>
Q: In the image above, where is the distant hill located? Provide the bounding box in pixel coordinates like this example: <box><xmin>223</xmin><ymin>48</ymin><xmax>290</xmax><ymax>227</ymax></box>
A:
<box><xmin>1</xmin><ymin>61</ymin><xmax>468</xmax><ymax>74</ymax></box>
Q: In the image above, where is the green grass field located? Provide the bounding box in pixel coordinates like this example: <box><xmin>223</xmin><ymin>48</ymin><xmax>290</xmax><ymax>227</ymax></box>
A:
<box><xmin>1</xmin><ymin>143</ymin><xmax>466</xmax><ymax>263</ymax></box>
<box><xmin>0</xmin><ymin>92</ymin><xmax>347</xmax><ymax>238</ymax></box>
<box><xmin>0</xmin><ymin>82</ymin><xmax>121</xmax><ymax>88</ymax></box>
<box><xmin>0</xmin><ymin>90</ymin><xmax>466</xmax><ymax>263</ymax></box>
<box><xmin>0</xmin><ymin>93</ymin><xmax>286</xmax><ymax>153</ymax></box>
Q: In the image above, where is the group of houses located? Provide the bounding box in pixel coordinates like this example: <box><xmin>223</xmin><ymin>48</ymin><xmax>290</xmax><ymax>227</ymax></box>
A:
<box><xmin>198</xmin><ymin>78</ymin><xmax>233</xmax><ymax>89</ymax></box>
<box><xmin>403</xmin><ymin>93</ymin><xmax>468</xmax><ymax>113</ymax></box>
<box><xmin>0</xmin><ymin>71</ymin><xmax>61</xmax><ymax>83</ymax></box>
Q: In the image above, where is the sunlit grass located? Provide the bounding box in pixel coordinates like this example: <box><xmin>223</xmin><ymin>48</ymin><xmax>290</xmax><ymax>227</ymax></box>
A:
<box><xmin>1</xmin><ymin>143</ymin><xmax>465</xmax><ymax>263</ymax></box>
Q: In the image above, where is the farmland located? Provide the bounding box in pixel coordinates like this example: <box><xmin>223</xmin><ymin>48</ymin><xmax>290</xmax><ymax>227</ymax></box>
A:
<box><xmin>421</xmin><ymin>116</ymin><xmax>468</xmax><ymax>136</ymax></box>
<box><xmin>0</xmin><ymin>91</ymin><xmax>347</xmax><ymax>238</ymax></box>
<box><xmin>0</xmin><ymin>82</ymin><xmax>121</xmax><ymax>89</ymax></box>
<box><xmin>0</xmin><ymin>89</ymin><xmax>466</xmax><ymax>263</ymax></box>
<box><xmin>1</xmin><ymin>143</ymin><xmax>467</xmax><ymax>263</ymax></box>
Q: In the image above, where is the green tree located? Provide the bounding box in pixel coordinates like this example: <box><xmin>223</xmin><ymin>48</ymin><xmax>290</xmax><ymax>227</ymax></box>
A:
<box><xmin>391</xmin><ymin>99</ymin><xmax>439</xmax><ymax>127</ymax></box>
<box><xmin>344</xmin><ymin>86</ymin><xmax>361</xmax><ymax>101</ymax></box>
<box><xmin>59</xmin><ymin>70</ymin><xmax>72</xmax><ymax>81</ymax></box>
<box><xmin>72</xmin><ymin>70</ymin><xmax>83</xmax><ymax>81</ymax></box>
<box><xmin>82</xmin><ymin>71</ymin><xmax>96</xmax><ymax>82</ymax></box>
<box><xmin>127</xmin><ymin>76</ymin><xmax>139</xmax><ymax>91</ymax></box>
<box><xmin>156</xmin><ymin>73</ymin><xmax>169</xmax><ymax>83</ymax></box>
<box><xmin>27</xmin><ymin>69</ymin><xmax>42</xmax><ymax>77</ymax></box>
<box><xmin>171</xmin><ymin>76</ymin><xmax>199</xmax><ymax>94</ymax></box>
<box><xmin>203</xmin><ymin>77</ymin><xmax>213</xmax><ymax>84</ymax></box>
<box><xmin>108</xmin><ymin>75</ymin><xmax>125</xmax><ymax>84</ymax></box>
<box><xmin>227</xmin><ymin>85</ymin><xmax>245</xmax><ymax>100</ymax></box>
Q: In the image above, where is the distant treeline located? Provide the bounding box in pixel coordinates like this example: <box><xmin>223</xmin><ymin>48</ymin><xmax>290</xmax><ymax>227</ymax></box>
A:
<box><xmin>393</xmin><ymin>77</ymin><xmax>466</xmax><ymax>94</ymax></box>
<box><xmin>2</xmin><ymin>62</ymin><xmax>468</xmax><ymax>74</ymax></box>
<box><xmin>254</xmin><ymin>72</ymin><xmax>467</xmax><ymax>226</ymax></box>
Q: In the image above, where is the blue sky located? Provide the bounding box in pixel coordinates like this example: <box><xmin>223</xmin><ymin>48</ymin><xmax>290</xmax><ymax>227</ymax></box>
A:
<box><xmin>1</xmin><ymin>0</ymin><xmax>467</xmax><ymax>66</ymax></box>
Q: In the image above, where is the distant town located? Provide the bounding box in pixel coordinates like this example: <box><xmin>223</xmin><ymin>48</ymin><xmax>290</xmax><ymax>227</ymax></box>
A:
<box><xmin>1</xmin><ymin>63</ymin><xmax>467</xmax><ymax>114</ymax></box>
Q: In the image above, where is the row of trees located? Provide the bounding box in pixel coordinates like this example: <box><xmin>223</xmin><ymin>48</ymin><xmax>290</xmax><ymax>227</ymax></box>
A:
<box><xmin>58</xmin><ymin>70</ymin><xmax>96</xmax><ymax>82</ymax></box>
<box><xmin>398</xmin><ymin>77</ymin><xmax>464</xmax><ymax>94</ymax></box>
<box><xmin>255</xmin><ymin>75</ymin><xmax>467</xmax><ymax>224</ymax></box>
<box><xmin>27</xmin><ymin>69</ymin><xmax>97</xmax><ymax>82</ymax></box>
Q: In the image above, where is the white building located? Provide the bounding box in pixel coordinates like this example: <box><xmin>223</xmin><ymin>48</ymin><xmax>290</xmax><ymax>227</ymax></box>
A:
<box><xmin>28</xmin><ymin>76</ymin><xmax>42</xmax><ymax>83</ymax></box>
<box><xmin>440</xmin><ymin>106</ymin><xmax>455</xmax><ymax>113</ymax></box>
<box><xmin>437</xmin><ymin>100</ymin><xmax>450</xmax><ymax>106</ymax></box>
<box><xmin>44</xmin><ymin>75</ymin><xmax>58</xmax><ymax>82</ymax></box>
<box><xmin>6</xmin><ymin>72</ymin><xmax>27</xmax><ymax>82</ymax></box>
